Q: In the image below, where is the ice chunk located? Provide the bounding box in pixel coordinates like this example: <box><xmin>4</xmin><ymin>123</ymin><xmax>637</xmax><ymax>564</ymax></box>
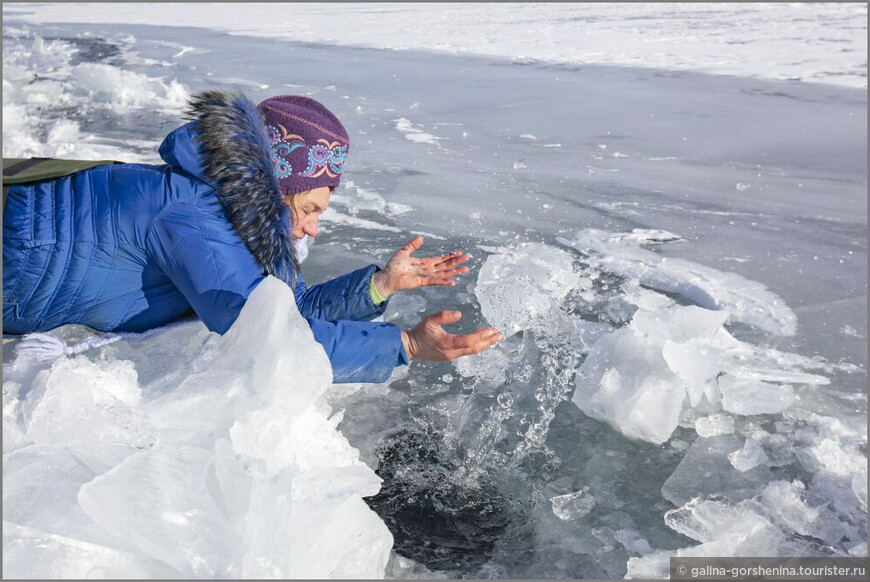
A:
<box><xmin>3</xmin><ymin>277</ymin><xmax>393</xmax><ymax>578</ymax></box>
<box><xmin>615</xmin><ymin>529</ymin><xmax>652</xmax><ymax>555</ymax></box>
<box><xmin>808</xmin><ymin>438</ymin><xmax>867</xmax><ymax>478</ymax></box>
<box><xmin>3</xmin><ymin>381</ymin><xmax>29</xmax><ymax>453</ymax></box>
<box><xmin>476</xmin><ymin>243</ymin><xmax>580</xmax><ymax>335</ymax></box>
<box><xmin>759</xmin><ymin>481</ymin><xmax>825</xmax><ymax>538</ymax></box>
<box><xmin>386</xmin><ymin>552</ymin><xmax>451</xmax><ymax>579</ymax></box>
<box><xmin>631</xmin><ymin>305</ymin><xmax>729</xmax><ymax>344</ymax></box>
<box><xmin>3</xmin><ymin>444</ymin><xmax>138</xmax><ymax>549</ymax></box>
<box><xmin>574</xmin><ymin>294</ymin><xmax>823</xmax><ymax>445</ymax></box>
<box><xmin>71</xmin><ymin>63</ymin><xmax>188</xmax><ymax>110</ymax></box>
<box><xmin>662</xmin><ymin>435</ymin><xmax>774</xmax><ymax>506</ymax></box>
<box><xmin>2</xmin><ymin>522</ymin><xmax>181</xmax><ymax>579</ymax></box>
<box><xmin>625</xmin><ymin>550</ymin><xmax>673</xmax><ymax>579</ymax></box>
<box><xmin>237</xmin><ymin>466</ymin><xmax>391</xmax><ymax>579</ymax></box>
<box><xmin>78</xmin><ymin>444</ymin><xmax>239</xmax><ymax>576</ymax></box>
<box><xmin>663</xmin><ymin>496</ymin><xmax>799</xmax><ymax>557</ymax></box>
<box><xmin>606</xmin><ymin>229</ymin><xmax>684</xmax><ymax>245</ymax></box>
<box><xmin>573</xmin><ymin>328</ymin><xmax>687</xmax><ymax>444</ymax></box>
<box><xmin>662</xmin><ymin>341</ymin><xmax>722</xmax><ymax>407</ymax></box>
<box><xmin>25</xmin><ymin>357</ymin><xmax>154</xmax><ymax>448</ymax></box>
<box><xmin>665</xmin><ymin>497</ymin><xmax>771</xmax><ymax>544</ymax></box>
<box><xmin>728</xmin><ymin>438</ymin><xmax>769</xmax><ymax>472</ymax></box>
<box><xmin>550</xmin><ymin>489</ymin><xmax>595</xmax><ymax>521</ymax></box>
<box><xmin>567</xmin><ymin>228</ymin><xmax>797</xmax><ymax>336</ymax></box>
<box><xmin>695</xmin><ymin>413</ymin><xmax>735</xmax><ymax>437</ymax></box>
<box><xmin>718</xmin><ymin>376</ymin><xmax>794</xmax><ymax>415</ymax></box>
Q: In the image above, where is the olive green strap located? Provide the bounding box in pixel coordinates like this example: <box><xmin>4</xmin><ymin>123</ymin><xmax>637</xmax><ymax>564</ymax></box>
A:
<box><xmin>3</xmin><ymin>157</ymin><xmax>123</xmax><ymax>185</ymax></box>
<box><xmin>2</xmin><ymin>157</ymin><xmax>124</xmax><ymax>213</ymax></box>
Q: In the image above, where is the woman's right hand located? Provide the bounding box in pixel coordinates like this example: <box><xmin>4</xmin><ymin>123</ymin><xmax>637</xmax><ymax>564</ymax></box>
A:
<box><xmin>400</xmin><ymin>310</ymin><xmax>503</xmax><ymax>361</ymax></box>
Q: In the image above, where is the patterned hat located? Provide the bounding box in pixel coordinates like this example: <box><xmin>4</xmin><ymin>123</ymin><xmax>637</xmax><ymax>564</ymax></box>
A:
<box><xmin>257</xmin><ymin>95</ymin><xmax>350</xmax><ymax>195</ymax></box>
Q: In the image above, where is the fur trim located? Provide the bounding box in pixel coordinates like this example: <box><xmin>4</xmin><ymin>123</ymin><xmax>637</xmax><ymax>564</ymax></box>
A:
<box><xmin>184</xmin><ymin>90</ymin><xmax>298</xmax><ymax>283</ymax></box>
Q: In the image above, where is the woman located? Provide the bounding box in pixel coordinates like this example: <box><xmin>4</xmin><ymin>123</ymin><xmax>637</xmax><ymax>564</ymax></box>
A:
<box><xmin>2</xmin><ymin>90</ymin><xmax>503</xmax><ymax>382</ymax></box>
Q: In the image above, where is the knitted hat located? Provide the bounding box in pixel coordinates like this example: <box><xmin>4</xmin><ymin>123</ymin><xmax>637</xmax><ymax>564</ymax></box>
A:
<box><xmin>257</xmin><ymin>95</ymin><xmax>350</xmax><ymax>195</ymax></box>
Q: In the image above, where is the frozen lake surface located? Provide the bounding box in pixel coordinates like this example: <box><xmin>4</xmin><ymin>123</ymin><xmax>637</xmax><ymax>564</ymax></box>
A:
<box><xmin>2</xmin><ymin>7</ymin><xmax>867</xmax><ymax>579</ymax></box>
<box><xmin>6</xmin><ymin>2</ymin><xmax>867</xmax><ymax>88</ymax></box>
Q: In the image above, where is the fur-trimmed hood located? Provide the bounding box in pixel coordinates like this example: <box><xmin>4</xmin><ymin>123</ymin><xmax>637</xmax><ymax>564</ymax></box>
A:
<box><xmin>159</xmin><ymin>90</ymin><xmax>298</xmax><ymax>282</ymax></box>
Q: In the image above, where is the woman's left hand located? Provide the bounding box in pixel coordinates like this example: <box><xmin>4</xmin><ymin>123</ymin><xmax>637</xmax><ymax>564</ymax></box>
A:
<box><xmin>372</xmin><ymin>235</ymin><xmax>469</xmax><ymax>299</ymax></box>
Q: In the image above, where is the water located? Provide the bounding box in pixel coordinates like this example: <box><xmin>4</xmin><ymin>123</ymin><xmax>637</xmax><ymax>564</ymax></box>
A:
<box><xmin>3</xmin><ymin>10</ymin><xmax>867</xmax><ymax>579</ymax></box>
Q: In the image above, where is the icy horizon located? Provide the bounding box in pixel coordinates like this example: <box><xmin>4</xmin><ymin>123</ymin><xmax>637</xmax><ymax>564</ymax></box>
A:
<box><xmin>4</xmin><ymin>2</ymin><xmax>867</xmax><ymax>89</ymax></box>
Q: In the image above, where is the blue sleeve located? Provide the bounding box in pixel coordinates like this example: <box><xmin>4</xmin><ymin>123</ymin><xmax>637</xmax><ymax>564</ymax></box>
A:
<box><xmin>147</xmin><ymin>200</ymin><xmax>408</xmax><ymax>382</ymax></box>
<box><xmin>294</xmin><ymin>264</ymin><xmax>389</xmax><ymax>322</ymax></box>
<box><xmin>306</xmin><ymin>317</ymin><xmax>410</xmax><ymax>383</ymax></box>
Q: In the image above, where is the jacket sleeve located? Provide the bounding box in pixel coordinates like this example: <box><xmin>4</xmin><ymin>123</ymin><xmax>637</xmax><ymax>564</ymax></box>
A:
<box><xmin>146</xmin><ymin>200</ymin><xmax>408</xmax><ymax>383</ymax></box>
<box><xmin>306</xmin><ymin>317</ymin><xmax>409</xmax><ymax>383</ymax></box>
<box><xmin>294</xmin><ymin>264</ymin><xmax>390</xmax><ymax>322</ymax></box>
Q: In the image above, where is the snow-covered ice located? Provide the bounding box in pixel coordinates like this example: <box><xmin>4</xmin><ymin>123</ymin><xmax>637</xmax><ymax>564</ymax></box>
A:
<box><xmin>3</xmin><ymin>4</ymin><xmax>866</xmax><ymax>579</ymax></box>
<box><xmin>5</xmin><ymin>3</ymin><xmax>866</xmax><ymax>88</ymax></box>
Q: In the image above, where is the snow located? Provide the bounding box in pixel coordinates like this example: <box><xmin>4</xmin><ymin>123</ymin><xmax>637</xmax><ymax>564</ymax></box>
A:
<box><xmin>2</xmin><ymin>27</ymin><xmax>188</xmax><ymax>160</ymax></box>
<box><xmin>5</xmin><ymin>3</ymin><xmax>866</xmax><ymax>88</ymax></box>
<box><xmin>394</xmin><ymin>118</ymin><xmax>442</xmax><ymax>146</ymax></box>
<box><xmin>3</xmin><ymin>5</ymin><xmax>866</xmax><ymax>579</ymax></box>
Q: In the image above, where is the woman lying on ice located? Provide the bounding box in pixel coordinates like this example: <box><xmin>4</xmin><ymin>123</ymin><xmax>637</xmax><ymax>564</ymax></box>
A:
<box><xmin>2</xmin><ymin>90</ymin><xmax>503</xmax><ymax>382</ymax></box>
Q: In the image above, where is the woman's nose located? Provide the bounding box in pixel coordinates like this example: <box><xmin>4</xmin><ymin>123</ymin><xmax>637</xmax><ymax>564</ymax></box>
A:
<box><xmin>303</xmin><ymin>219</ymin><xmax>318</xmax><ymax>238</ymax></box>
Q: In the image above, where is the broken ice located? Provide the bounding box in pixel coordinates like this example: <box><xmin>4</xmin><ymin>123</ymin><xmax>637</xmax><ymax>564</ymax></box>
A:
<box><xmin>551</xmin><ymin>489</ymin><xmax>595</xmax><ymax>521</ymax></box>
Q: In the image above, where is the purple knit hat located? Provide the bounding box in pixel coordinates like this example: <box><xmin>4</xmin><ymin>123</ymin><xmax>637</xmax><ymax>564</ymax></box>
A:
<box><xmin>257</xmin><ymin>95</ymin><xmax>350</xmax><ymax>195</ymax></box>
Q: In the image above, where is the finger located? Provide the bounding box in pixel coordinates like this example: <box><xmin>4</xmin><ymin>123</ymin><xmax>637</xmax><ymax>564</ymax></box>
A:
<box><xmin>423</xmin><ymin>278</ymin><xmax>458</xmax><ymax>287</ymax></box>
<box><xmin>445</xmin><ymin>328</ymin><xmax>500</xmax><ymax>349</ymax></box>
<box><xmin>401</xmin><ymin>235</ymin><xmax>424</xmax><ymax>254</ymax></box>
<box><xmin>421</xmin><ymin>251</ymin><xmax>467</xmax><ymax>267</ymax></box>
<box><xmin>433</xmin><ymin>266</ymin><xmax>469</xmax><ymax>277</ymax></box>
<box><xmin>431</xmin><ymin>252</ymin><xmax>469</xmax><ymax>268</ymax></box>
<box><xmin>432</xmin><ymin>257</ymin><xmax>469</xmax><ymax>273</ymax></box>
<box><xmin>424</xmin><ymin>310</ymin><xmax>463</xmax><ymax>327</ymax></box>
<box><xmin>445</xmin><ymin>331</ymin><xmax>503</xmax><ymax>359</ymax></box>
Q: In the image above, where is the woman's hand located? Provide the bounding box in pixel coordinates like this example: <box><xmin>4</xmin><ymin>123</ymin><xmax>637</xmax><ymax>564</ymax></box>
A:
<box><xmin>372</xmin><ymin>236</ymin><xmax>469</xmax><ymax>299</ymax></box>
<box><xmin>400</xmin><ymin>310</ymin><xmax>503</xmax><ymax>361</ymax></box>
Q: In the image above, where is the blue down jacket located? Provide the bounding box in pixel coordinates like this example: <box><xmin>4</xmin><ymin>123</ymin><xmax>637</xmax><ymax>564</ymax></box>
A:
<box><xmin>2</xmin><ymin>91</ymin><xmax>409</xmax><ymax>383</ymax></box>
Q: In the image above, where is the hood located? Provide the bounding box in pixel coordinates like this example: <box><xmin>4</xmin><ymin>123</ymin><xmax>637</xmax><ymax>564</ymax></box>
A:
<box><xmin>159</xmin><ymin>121</ymin><xmax>209</xmax><ymax>181</ymax></box>
<box><xmin>159</xmin><ymin>90</ymin><xmax>298</xmax><ymax>283</ymax></box>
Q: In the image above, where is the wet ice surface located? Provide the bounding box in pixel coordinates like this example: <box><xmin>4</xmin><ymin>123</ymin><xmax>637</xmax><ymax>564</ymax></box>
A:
<box><xmin>3</xmin><ymin>16</ymin><xmax>867</xmax><ymax>580</ymax></box>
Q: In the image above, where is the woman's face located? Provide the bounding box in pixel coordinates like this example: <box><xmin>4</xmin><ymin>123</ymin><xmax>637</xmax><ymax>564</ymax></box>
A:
<box><xmin>285</xmin><ymin>187</ymin><xmax>332</xmax><ymax>240</ymax></box>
